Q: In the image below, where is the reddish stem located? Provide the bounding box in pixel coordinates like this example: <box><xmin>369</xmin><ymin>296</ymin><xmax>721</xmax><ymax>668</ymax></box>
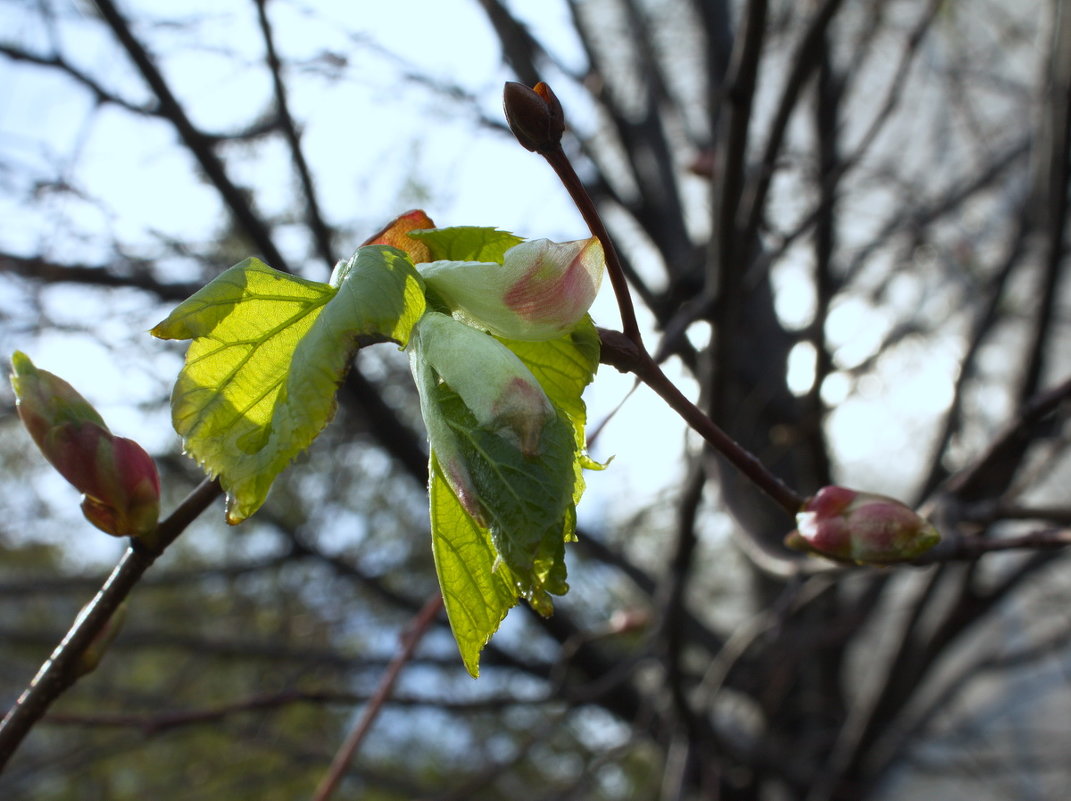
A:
<box><xmin>311</xmin><ymin>592</ymin><xmax>444</xmax><ymax>801</ymax></box>
<box><xmin>541</xmin><ymin>147</ymin><xmax>644</xmax><ymax>348</ymax></box>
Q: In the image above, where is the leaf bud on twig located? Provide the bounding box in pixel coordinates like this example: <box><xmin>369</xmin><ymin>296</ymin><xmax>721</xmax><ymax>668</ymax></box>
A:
<box><xmin>503</xmin><ymin>81</ymin><xmax>565</xmax><ymax>153</ymax></box>
<box><xmin>785</xmin><ymin>485</ymin><xmax>940</xmax><ymax>564</ymax></box>
<box><xmin>10</xmin><ymin>351</ymin><xmax>161</xmax><ymax>539</ymax></box>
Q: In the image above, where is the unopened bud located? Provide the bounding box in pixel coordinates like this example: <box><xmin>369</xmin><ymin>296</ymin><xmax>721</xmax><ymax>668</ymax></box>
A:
<box><xmin>419</xmin><ymin>237</ymin><xmax>605</xmax><ymax>341</ymax></box>
<box><xmin>503</xmin><ymin>81</ymin><xmax>565</xmax><ymax>153</ymax></box>
<box><xmin>10</xmin><ymin>352</ymin><xmax>161</xmax><ymax>539</ymax></box>
<box><xmin>78</xmin><ymin>434</ymin><xmax>162</xmax><ymax>538</ymax></box>
<box><xmin>785</xmin><ymin>486</ymin><xmax>940</xmax><ymax>564</ymax></box>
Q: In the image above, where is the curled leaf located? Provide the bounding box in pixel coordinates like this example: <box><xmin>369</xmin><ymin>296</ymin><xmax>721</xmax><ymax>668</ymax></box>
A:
<box><xmin>419</xmin><ymin>237</ymin><xmax>605</xmax><ymax>341</ymax></box>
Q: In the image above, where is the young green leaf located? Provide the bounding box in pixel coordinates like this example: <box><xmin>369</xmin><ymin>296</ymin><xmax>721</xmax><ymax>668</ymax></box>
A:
<box><xmin>429</xmin><ymin>454</ymin><xmax>518</xmax><ymax>677</ymax></box>
<box><xmin>418</xmin><ymin>237</ymin><xmax>605</xmax><ymax>341</ymax></box>
<box><xmin>433</xmin><ymin>380</ymin><xmax>576</xmax><ymax>609</ymax></box>
<box><xmin>408</xmin><ymin>313</ymin><xmax>579</xmax><ymax>604</ymax></box>
<box><xmin>152</xmin><ymin>247</ymin><xmax>425</xmax><ymax>522</ymax></box>
<box><xmin>499</xmin><ymin>316</ymin><xmax>603</xmax><ymax>518</ymax></box>
<box><xmin>409</xmin><ymin>226</ymin><xmax>524</xmax><ymax>263</ymax></box>
<box><xmin>499</xmin><ymin>316</ymin><xmax>600</xmax><ymax>460</ymax></box>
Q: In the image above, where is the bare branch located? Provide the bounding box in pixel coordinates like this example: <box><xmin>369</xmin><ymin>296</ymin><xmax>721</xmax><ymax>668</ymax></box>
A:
<box><xmin>91</xmin><ymin>0</ymin><xmax>288</xmax><ymax>271</ymax></box>
<box><xmin>253</xmin><ymin>0</ymin><xmax>335</xmax><ymax>270</ymax></box>
<box><xmin>0</xmin><ymin>479</ymin><xmax>222</xmax><ymax>768</ymax></box>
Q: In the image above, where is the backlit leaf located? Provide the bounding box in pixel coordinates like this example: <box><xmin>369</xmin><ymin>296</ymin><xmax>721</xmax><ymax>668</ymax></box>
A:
<box><xmin>409</xmin><ymin>226</ymin><xmax>523</xmax><ymax>263</ymax></box>
<box><xmin>500</xmin><ymin>316</ymin><xmax>603</xmax><ymax>504</ymax></box>
<box><xmin>429</xmin><ymin>454</ymin><xmax>518</xmax><ymax>677</ymax></box>
<box><xmin>499</xmin><ymin>316</ymin><xmax>600</xmax><ymax>458</ymax></box>
<box><xmin>151</xmin><ymin>247</ymin><xmax>424</xmax><ymax>522</ymax></box>
<box><xmin>433</xmin><ymin>379</ymin><xmax>576</xmax><ymax>607</ymax></box>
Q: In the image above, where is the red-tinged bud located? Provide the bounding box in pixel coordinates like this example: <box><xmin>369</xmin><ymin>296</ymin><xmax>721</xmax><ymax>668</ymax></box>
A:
<box><xmin>785</xmin><ymin>486</ymin><xmax>940</xmax><ymax>565</ymax></box>
<box><xmin>419</xmin><ymin>237</ymin><xmax>605</xmax><ymax>341</ymax></box>
<box><xmin>10</xmin><ymin>352</ymin><xmax>161</xmax><ymax>539</ymax></box>
<box><xmin>362</xmin><ymin>209</ymin><xmax>436</xmax><ymax>264</ymax></box>
<box><xmin>10</xmin><ymin>351</ymin><xmax>107</xmax><ymax>443</ymax></box>
<box><xmin>503</xmin><ymin>81</ymin><xmax>565</xmax><ymax>153</ymax></box>
<box><xmin>608</xmin><ymin>608</ymin><xmax>651</xmax><ymax>635</ymax></box>
<box><xmin>78</xmin><ymin>434</ymin><xmax>162</xmax><ymax>538</ymax></box>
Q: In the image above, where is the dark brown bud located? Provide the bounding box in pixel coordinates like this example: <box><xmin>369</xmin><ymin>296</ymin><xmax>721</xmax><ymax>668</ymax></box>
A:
<box><xmin>503</xmin><ymin>81</ymin><xmax>565</xmax><ymax>153</ymax></box>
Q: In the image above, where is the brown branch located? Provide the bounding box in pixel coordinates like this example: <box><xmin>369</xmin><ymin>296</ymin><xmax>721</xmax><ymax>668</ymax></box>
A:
<box><xmin>311</xmin><ymin>592</ymin><xmax>443</xmax><ymax>801</ymax></box>
<box><xmin>709</xmin><ymin>0</ymin><xmax>767</xmax><ymax>321</ymax></box>
<box><xmin>0</xmin><ymin>42</ymin><xmax>152</xmax><ymax>115</ymax></box>
<box><xmin>43</xmin><ymin>687</ymin><xmax>541</xmax><ymax>736</ymax></box>
<box><xmin>965</xmin><ymin>504</ymin><xmax>1071</xmax><ymax>526</ymax></box>
<box><xmin>540</xmin><ymin>148</ymin><xmax>644</xmax><ymax>347</ymax></box>
<box><xmin>91</xmin><ymin>0</ymin><xmax>288</xmax><ymax>272</ymax></box>
<box><xmin>0</xmin><ymin>42</ymin><xmax>281</xmax><ymax>144</ymax></box>
<box><xmin>738</xmin><ymin>0</ymin><xmax>845</xmax><ymax>247</ymax></box>
<box><xmin>0</xmin><ymin>251</ymin><xmax>201</xmax><ymax>301</ymax></box>
<box><xmin>803</xmin><ymin>37</ymin><xmax>840</xmax><ymax>490</ymax></box>
<box><xmin>597</xmin><ymin>327</ymin><xmax>804</xmax><ymax>513</ymax></box>
<box><xmin>945</xmin><ymin>374</ymin><xmax>1071</xmax><ymax>502</ymax></box>
<box><xmin>837</xmin><ymin>0</ymin><xmax>946</xmax><ymax>174</ymax></box>
<box><xmin>916</xmin><ymin>215</ymin><xmax>1032</xmax><ymax>500</ymax></box>
<box><xmin>254</xmin><ymin>0</ymin><xmax>335</xmax><ymax>270</ymax></box>
<box><xmin>477</xmin><ymin>0</ymin><xmax>546</xmax><ymax>88</ymax></box>
<box><xmin>1018</xmin><ymin>0</ymin><xmax>1071</xmax><ymax>405</ymax></box>
<box><xmin>0</xmin><ymin>478</ymin><xmax>222</xmax><ymax>769</ymax></box>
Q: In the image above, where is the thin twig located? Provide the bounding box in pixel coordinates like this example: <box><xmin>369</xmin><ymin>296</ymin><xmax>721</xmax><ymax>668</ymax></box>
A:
<box><xmin>91</xmin><ymin>0</ymin><xmax>288</xmax><ymax>272</ymax></box>
<box><xmin>540</xmin><ymin>147</ymin><xmax>644</xmax><ymax>347</ymax></box>
<box><xmin>504</xmin><ymin>78</ymin><xmax>804</xmax><ymax>513</ymax></box>
<box><xmin>0</xmin><ymin>478</ymin><xmax>222</xmax><ymax>768</ymax></box>
<box><xmin>311</xmin><ymin>592</ymin><xmax>443</xmax><ymax>801</ymax></box>
<box><xmin>254</xmin><ymin>0</ymin><xmax>335</xmax><ymax>271</ymax></box>
<box><xmin>597</xmin><ymin>328</ymin><xmax>805</xmax><ymax>513</ymax></box>
<box><xmin>912</xmin><ymin>527</ymin><xmax>1071</xmax><ymax>564</ymax></box>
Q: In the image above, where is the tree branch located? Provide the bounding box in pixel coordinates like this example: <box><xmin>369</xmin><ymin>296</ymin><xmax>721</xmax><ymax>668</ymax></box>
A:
<box><xmin>91</xmin><ymin>0</ymin><xmax>288</xmax><ymax>271</ymax></box>
<box><xmin>253</xmin><ymin>0</ymin><xmax>335</xmax><ymax>271</ymax></box>
<box><xmin>311</xmin><ymin>592</ymin><xmax>443</xmax><ymax>801</ymax></box>
<box><xmin>0</xmin><ymin>478</ymin><xmax>222</xmax><ymax>768</ymax></box>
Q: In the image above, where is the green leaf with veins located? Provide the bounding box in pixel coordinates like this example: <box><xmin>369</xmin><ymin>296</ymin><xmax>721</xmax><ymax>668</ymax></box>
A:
<box><xmin>429</xmin><ymin>453</ymin><xmax>518</xmax><ymax>677</ymax></box>
<box><xmin>433</xmin><ymin>379</ymin><xmax>576</xmax><ymax>605</ymax></box>
<box><xmin>151</xmin><ymin>247</ymin><xmax>425</xmax><ymax>522</ymax></box>
<box><xmin>409</xmin><ymin>226</ymin><xmax>523</xmax><ymax>263</ymax></box>
<box><xmin>410</xmin><ymin>311</ymin><xmax>600</xmax><ymax>672</ymax></box>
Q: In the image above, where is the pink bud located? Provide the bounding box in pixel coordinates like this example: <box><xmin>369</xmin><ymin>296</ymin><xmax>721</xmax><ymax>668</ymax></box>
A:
<box><xmin>78</xmin><ymin>434</ymin><xmax>162</xmax><ymax>538</ymax></box>
<box><xmin>419</xmin><ymin>237</ymin><xmax>605</xmax><ymax>341</ymax></box>
<box><xmin>10</xmin><ymin>352</ymin><xmax>161</xmax><ymax>538</ymax></box>
<box><xmin>785</xmin><ymin>486</ymin><xmax>940</xmax><ymax>564</ymax></box>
